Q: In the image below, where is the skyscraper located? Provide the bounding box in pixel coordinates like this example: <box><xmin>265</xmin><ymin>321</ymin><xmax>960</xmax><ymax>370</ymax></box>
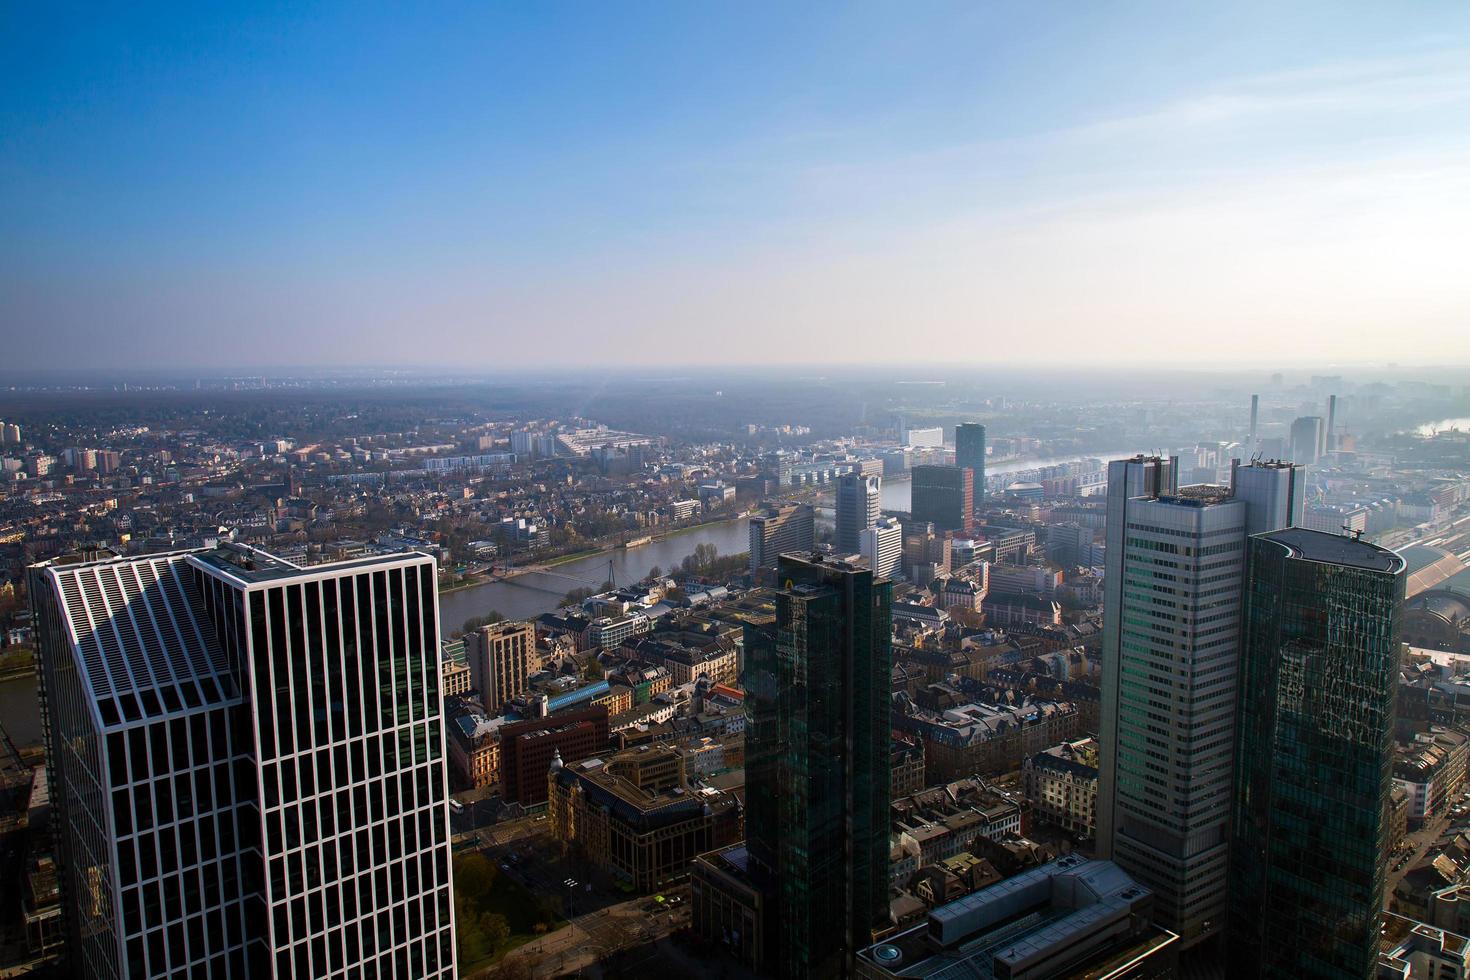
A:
<box><xmin>910</xmin><ymin>465</ymin><xmax>972</xmax><ymax>533</ymax></box>
<box><xmin>834</xmin><ymin>473</ymin><xmax>881</xmax><ymax>555</ymax></box>
<box><xmin>29</xmin><ymin>544</ymin><xmax>457</xmax><ymax>980</ymax></box>
<box><xmin>748</xmin><ymin>502</ymin><xmax>816</xmax><ymax>572</ymax></box>
<box><xmin>955</xmin><ymin>423</ymin><xmax>986</xmax><ymax>510</ymax></box>
<box><xmin>1227</xmin><ymin>528</ymin><xmax>1405</xmax><ymax>979</ymax></box>
<box><xmin>744</xmin><ymin>554</ymin><xmax>892</xmax><ymax>978</ymax></box>
<box><xmin>1097</xmin><ymin>457</ymin><xmax>1299</xmax><ymax>948</ymax></box>
<box><xmin>1290</xmin><ymin>416</ymin><xmax>1324</xmax><ymax>466</ymax></box>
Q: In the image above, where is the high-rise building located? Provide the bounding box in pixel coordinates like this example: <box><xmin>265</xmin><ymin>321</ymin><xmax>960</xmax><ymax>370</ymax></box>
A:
<box><xmin>860</xmin><ymin>517</ymin><xmax>903</xmax><ymax>580</ymax></box>
<box><xmin>1290</xmin><ymin>416</ymin><xmax>1324</xmax><ymax>466</ymax></box>
<box><xmin>28</xmin><ymin>544</ymin><xmax>457</xmax><ymax>980</ymax></box>
<box><xmin>955</xmin><ymin>423</ymin><xmax>986</xmax><ymax>509</ymax></box>
<box><xmin>748</xmin><ymin>503</ymin><xmax>815</xmax><ymax>572</ymax></box>
<box><xmin>1227</xmin><ymin>528</ymin><xmax>1405</xmax><ymax>979</ymax></box>
<box><xmin>910</xmin><ymin>465</ymin><xmax>972</xmax><ymax>533</ymax></box>
<box><xmin>742</xmin><ymin>554</ymin><xmax>892</xmax><ymax>978</ymax></box>
<box><xmin>1248</xmin><ymin>394</ymin><xmax>1259</xmax><ymax>448</ymax></box>
<box><xmin>464</xmin><ymin>620</ymin><xmax>532</xmax><ymax>711</ymax></box>
<box><xmin>835</xmin><ymin>473</ymin><xmax>881</xmax><ymax>555</ymax></box>
<box><xmin>1097</xmin><ymin>457</ymin><xmax>1299</xmax><ymax>948</ymax></box>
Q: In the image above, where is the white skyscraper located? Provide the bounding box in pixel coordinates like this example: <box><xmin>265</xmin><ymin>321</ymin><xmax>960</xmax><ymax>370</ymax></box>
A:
<box><xmin>860</xmin><ymin>517</ymin><xmax>903</xmax><ymax>580</ymax></box>
<box><xmin>29</xmin><ymin>544</ymin><xmax>457</xmax><ymax>980</ymax></box>
<box><xmin>1096</xmin><ymin>456</ymin><xmax>1299</xmax><ymax>948</ymax></box>
<box><xmin>835</xmin><ymin>473</ymin><xmax>881</xmax><ymax>555</ymax></box>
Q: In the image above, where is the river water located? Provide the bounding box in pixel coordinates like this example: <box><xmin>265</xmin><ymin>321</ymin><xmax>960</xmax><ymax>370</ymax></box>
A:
<box><xmin>441</xmin><ymin>449</ymin><xmax>1147</xmax><ymax>628</ymax></box>
<box><xmin>438</xmin><ymin>519</ymin><xmax>752</xmax><ymax>629</ymax></box>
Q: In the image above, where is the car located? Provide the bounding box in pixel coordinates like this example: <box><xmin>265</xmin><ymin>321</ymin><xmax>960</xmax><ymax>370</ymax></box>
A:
<box><xmin>448</xmin><ymin>799</ymin><xmax>465</xmax><ymax>814</ymax></box>
<box><xmin>501</xmin><ymin>863</ymin><xmax>510</xmax><ymax>872</ymax></box>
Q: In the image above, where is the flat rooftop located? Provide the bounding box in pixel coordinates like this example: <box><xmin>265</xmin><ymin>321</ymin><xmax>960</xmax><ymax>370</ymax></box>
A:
<box><xmin>1259</xmin><ymin>526</ymin><xmax>1404</xmax><ymax>573</ymax></box>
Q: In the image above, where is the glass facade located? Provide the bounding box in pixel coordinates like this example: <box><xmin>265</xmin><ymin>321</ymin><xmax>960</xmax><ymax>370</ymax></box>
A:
<box><xmin>910</xmin><ymin>465</ymin><xmax>971</xmax><ymax>533</ymax></box>
<box><xmin>955</xmin><ymin>423</ymin><xmax>985</xmax><ymax>508</ymax></box>
<box><xmin>744</xmin><ymin>554</ymin><xmax>891</xmax><ymax>979</ymax></box>
<box><xmin>1227</xmin><ymin>528</ymin><xmax>1405</xmax><ymax>980</ymax></box>
<box><xmin>31</xmin><ymin>547</ymin><xmax>456</xmax><ymax>980</ymax></box>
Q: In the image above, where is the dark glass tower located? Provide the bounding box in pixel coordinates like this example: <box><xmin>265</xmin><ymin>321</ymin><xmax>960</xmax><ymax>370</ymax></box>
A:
<box><xmin>744</xmin><ymin>554</ymin><xmax>891</xmax><ymax>979</ymax></box>
<box><xmin>910</xmin><ymin>465</ymin><xmax>972</xmax><ymax>533</ymax></box>
<box><xmin>1227</xmin><ymin>527</ymin><xmax>1405</xmax><ymax>980</ymax></box>
<box><xmin>955</xmin><ymin>423</ymin><xmax>985</xmax><ymax>510</ymax></box>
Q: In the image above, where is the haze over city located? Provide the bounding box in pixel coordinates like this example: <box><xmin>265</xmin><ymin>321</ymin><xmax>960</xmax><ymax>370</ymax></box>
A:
<box><xmin>6</xmin><ymin>2</ymin><xmax>1470</xmax><ymax>370</ymax></box>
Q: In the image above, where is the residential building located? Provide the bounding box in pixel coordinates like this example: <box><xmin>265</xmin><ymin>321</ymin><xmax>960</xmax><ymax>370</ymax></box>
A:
<box><xmin>955</xmin><ymin>423</ymin><xmax>986</xmax><ymax>510</ymax></box>
<box><xmin>742</xmin><ymin>554</ymin><xmax>892</xmax><ymax>978</ymax></box>
<box><xmin>441</xmin><ymin>659</ymin><xmax>471</xmax><ymax>698</ymax></box>
<box><xmin>1097</xmin><ymin>457</ymin><xmax>1300</xmax><ymax>948</ymax></box>
<box><xmin>1379</xmin><ymin>913</ymin><xmax>1470</xmax><ymax>980</ymax></box>
<box><xmin>464</xmin><ymin>620</ymin><xmax>533</xmax><ymax>710</ymax></box>
<box><xmin>891</xmin><ymin>740</ymin><xmax>926</xmax><ymax>798</ymax></box>
<box><xmin>836</xmin><ymin>473</ymin><xmax>882</xmax><ymax>555</ymax></box>
<box><xmin>1023</xmin><ymin>737</ymin><xmax>1099</xmax><ymax>838</ymax></box>
<box><xmin>861</xmin><ymin>517</ymin><xmax>903</xmax><ymax>580</ymax></box>
<box><xmin>1228</xmin><ymin>527</ymin><xmax>1406</xmax><ymax>979</ymax></box>
<box><xmin>448</xmin><ymin>708</ymin><xmax>501</xmax><ymax>789</ymax></box>
<box><xmin>853</xmin><ymin>856</ymin><xmax>1179</xmax><ymax>980</ymax></box>
<box><xmin>911</xmin><ymin>465</ymin><xmax>972</xmax><ymax>533</ymax></box>
<box><xmin>28</xmin><ymin>544</ymin><xmax>457</xmax><ymax>980</ymax></box>
<box><xmin>547</xmin><ymin>745</ymin><xmax>741</xmax><ymax>892</ymax></box>
<box><xmin>748</xmin><ymin>503</ymin><xmax>816</xmax><ymax>572</ymax></box>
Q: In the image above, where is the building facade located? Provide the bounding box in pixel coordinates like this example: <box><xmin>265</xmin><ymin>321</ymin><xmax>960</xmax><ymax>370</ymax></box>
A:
<box><xmin>910</xmin><ymin>465</ymin><xmax>972</xmax><ymax>534</ymax></box>
<box><xmin>861</xmin><ymin>517</ymin><xmax>903</xmax><ymax>581</ymax></box>
<box><xmin>1097</xmin><ymin>457</ymin><xmax>1300</xmax><ymax>948</ymax></box>
<box><xmin>748</xmin><ymin>503</ymin><xmax>816</xmax><ymax>573</ymax></box>
<box><xmin>29</xmin><ymin>544</ymin><xmax>457</xmax><ymax>980</ymax></box>
<box><xmin>464</xmin><ymin>620</ymin><xmax>533</xmax><ymax>711</ymax></box>
<box><xmin>497</xmin><ymin>706</ymin><xmax>610</xmax><ymax>806</ymax></box>
<box><xmin>955</xmin><ymin>423</ymin><xmax>986</xmax><ymax>510</ymax></box>
<box><xmin>1227</xmin><ymin>528</ymin><xmax>1405</xmax><ymax>979</ymax></box>
<box><xmin>743</xmin><ymin>554</ymin><xmax>892</xmax><ymax>978</ymax></box>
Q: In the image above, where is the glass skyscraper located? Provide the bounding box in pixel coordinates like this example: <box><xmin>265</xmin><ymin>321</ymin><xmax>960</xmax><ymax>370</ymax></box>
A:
<box><xmin>744</xmin><ymin>553</ymin><xmax>891</xmax><ymax>979</ymax></box>
<box><xmin>909</xmin><ymin>464</ymin><xmax>972</xmax><ymax>533</ymax></box>
<box><xmin>955</xmin><ymin>422</ymin><xmax>985</xmax><ymax>509</ymax></box>
<box><xmin>29</xmin><ymin>544</ymin><xmax>457</xmax><ymax>980</ymax></box>
<box><xmin>1227</xmin><ymin>527</ymin><xmax>1405</xmax><ymax>979</ymax></box>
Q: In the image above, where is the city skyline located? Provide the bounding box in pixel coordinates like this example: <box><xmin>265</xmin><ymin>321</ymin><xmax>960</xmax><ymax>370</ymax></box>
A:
<box><xmin>6</xmin><ymin>5</ymin><xmax>1470</xmax><ymax>369</ymax></box>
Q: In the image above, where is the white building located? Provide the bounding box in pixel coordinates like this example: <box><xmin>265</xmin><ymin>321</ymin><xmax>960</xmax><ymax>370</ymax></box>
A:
<box><xmin>861</xmin><ymin>517</ymin><xmax>903</xmax><ymax>580</ymax></box>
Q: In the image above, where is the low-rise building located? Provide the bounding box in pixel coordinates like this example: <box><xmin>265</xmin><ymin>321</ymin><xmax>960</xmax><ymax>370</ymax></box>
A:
<box><xmin>854</xmin><ymin>856</ymin><xmax>1178</xmax><ymax>979</ymax></box>
<box><xmin>1380</xmin><ymin>912</ymin><xmax>1470</xmax><ymax>980</ymax></box>
<box><xmin>499</xmin><ymin>706</ymin><xmax>610</xmax><ymax>806</ymax></box>
<box><xmin>548</xmin><ymin>745</ymin><xmax>741</xmax><ymax>893</ymax></box>
<box><xmin>1023</xmin><ymin>737</ymin><xmax>1099</xmax><ymax>838</ymax></box>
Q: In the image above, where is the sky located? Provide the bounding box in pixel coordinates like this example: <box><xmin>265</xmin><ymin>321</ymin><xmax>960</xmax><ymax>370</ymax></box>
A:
<box><xmin>4</xmin><ymin>2</ymin><xmax>1470</xmax><ymax>372</ymax></box>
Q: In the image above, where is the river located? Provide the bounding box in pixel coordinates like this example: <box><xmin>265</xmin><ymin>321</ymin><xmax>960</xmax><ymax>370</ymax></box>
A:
<box><xmin>438</xmin><ymin>519</ymin><xmax>752</xmax><ymax>629</ymax></box>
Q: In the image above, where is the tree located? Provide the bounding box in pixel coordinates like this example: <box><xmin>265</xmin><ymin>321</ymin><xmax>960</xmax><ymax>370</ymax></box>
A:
<box><xmin>561</xmin><ymin>586</ymin><xmax>594</xmax><ymax>606</ymax></box>
<box><xmin>459</xmin><ymin>611</ymin><xmax>506</xmax><ymax>636</ymax></box>
<box><xmin>648</xmin><ymin>565</ymin><xmax>662</xmax><ymax>580</ymax></box>
<box><xmin>583</xmin><ymin>658</ymin><xmax>604</xmax><ymax>681</ymax></box>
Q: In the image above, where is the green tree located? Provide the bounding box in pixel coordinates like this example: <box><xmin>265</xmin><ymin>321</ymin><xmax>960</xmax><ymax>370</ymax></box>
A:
<box><xmin>459</xmin><ymin>611</ymin><xmax>506</xmax><ymax>635</ymax></box>
<box><xmin>583</xmin><ymin>658</ymin><xmax>605</xmax><ymax>681</ymax></box>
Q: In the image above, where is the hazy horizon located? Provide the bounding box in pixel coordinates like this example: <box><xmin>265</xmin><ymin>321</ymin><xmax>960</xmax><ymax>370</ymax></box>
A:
<box><xmin>6</xmin><ymin>3</ymin><xmax>1470</xmax><ymax>370</ymax></box>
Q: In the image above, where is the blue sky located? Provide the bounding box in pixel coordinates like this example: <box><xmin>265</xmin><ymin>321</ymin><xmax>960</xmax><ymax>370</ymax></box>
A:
<box><xmin>4</xmin><ymin>3</ymin><xmax>1470</xmax><ymax>370</ymax></box>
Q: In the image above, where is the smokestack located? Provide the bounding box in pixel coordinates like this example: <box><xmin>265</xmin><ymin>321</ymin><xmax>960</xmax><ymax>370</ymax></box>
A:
<box><xmin>1249</xmin><ymin>394</ymin><xmax>1259</xmax><ymax>449</ymax></box>
<box><xmin>1325</xmin><ymin>395</ymin><xmax>1337</xmax><ymax>452</ymax></box>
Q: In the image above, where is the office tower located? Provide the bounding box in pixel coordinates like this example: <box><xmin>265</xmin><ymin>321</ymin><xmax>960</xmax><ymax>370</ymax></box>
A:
<box><xmin>1097</xmin><ymin>457</ymin><xmax>1299</xmax><ymax>948</ymax></box>
<box><xmin>1248</xmin><ymin>394</ymin><xmax>1259</xmax><ymax>448</ymax></box>
<box><xmin>835</xmin><ymin>473</ymin><xmax>881</xmax><ymax>554</ymax></box>
<box><xmin>1229</xmin><ymin>458</ymin><xmax>1303</xmax><ymax>536</ymax></box>
<box><xmin>860</xmin><ymin>517</ymin><xmax>903</xmax><ymax>580</ymax></box>
<box><xmin>1227</xmin><ymin>528</ymin><xmax>1405</xmax><ymax>979</ymax></box>
<box><xmin>464</xmin><ymin>620</ymin><xmax>532</xmax><ymax>711</ymax></box>
<box><xmin>1</xmin><ymin>422</ymin><xmax>20</xmax><ymax>446</ymax></box>
<box><xmin>744</xmin><ymin>554</ymin><xmax>892</xmax><ymax>978</ymax></box>
<box><xmin>29</xmin><ymin>544</ymin><xmax>457</xmax><ymax>980</ymax></box>
<box><xmin>955</xmin><ymin>423</ymin><xmax>986</xmax><ymax>509</ymax></box>
<box><xmin>910</xmin><ymin>465</ymin><xmax>972</xmax><ymax>533</ymax></box>
<box><xmin>1290</xmin><ymin>416</ymin><xmax>1323</xmax><ymax>466</ymax></box>
<box><xmin>748</xmin><ymin>503</ymin><xmax>816</xmax><ymax>572</ymax></box>
<box><xmin>1326</xmin><ymin>393</ymin><xmax>1338</xmax><ymax>452</ymax></box>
